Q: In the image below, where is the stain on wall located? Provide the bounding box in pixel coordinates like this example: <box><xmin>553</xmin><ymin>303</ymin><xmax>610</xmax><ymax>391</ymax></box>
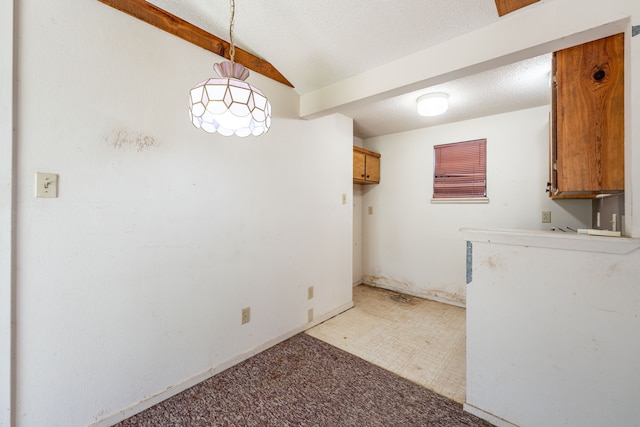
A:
<box><xmin>107</xmin><ymin>129</ymin><xmax>159</xmax><ymax>152</ymax></box>
<box><xmin>363</xmin><ymin>275</ymin><xmax>466</xmax><ymax>307</ymax></box>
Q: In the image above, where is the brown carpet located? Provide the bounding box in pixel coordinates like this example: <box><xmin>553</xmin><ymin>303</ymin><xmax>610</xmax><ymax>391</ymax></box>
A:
<box><xmin>116</xmin><ymin>333</ymin><xmax>492</xmax><ymax>426</ymax></box>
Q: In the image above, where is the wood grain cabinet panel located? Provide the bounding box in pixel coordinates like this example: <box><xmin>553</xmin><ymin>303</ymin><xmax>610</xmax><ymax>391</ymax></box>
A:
<box><xmin>353</xmin><ymin>146</ymin><xmax>381</xmax><ymax>184</ymax></box>
<box><xmin>550</xmin><ymin>33</ymin><xmax>624</xmax><ymax>199</ymax></box>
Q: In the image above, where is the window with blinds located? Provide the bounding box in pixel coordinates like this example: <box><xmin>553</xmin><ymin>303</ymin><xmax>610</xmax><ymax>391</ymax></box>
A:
<box><xmin>433</xmin><ymin>139</ymin><xmax>487</xmax><ymax>199</ymax></box>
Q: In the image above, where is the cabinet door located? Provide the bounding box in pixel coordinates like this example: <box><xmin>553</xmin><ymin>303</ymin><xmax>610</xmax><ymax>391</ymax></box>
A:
<box><xmin>553</xmin><ymin>33</ymin><xmax>624</xmax><ymax>196</ymax></box>
<box><xmin>353</xmin><ymin>150</ymin><xmax>366</xmax><ymax>181</ymax></box>
<box><xmin>364</xmin><ymin>155</ymin><xmax>380</xmax><ymax>183</ymax></box>
<box><xmin>353</xmin><ymin>147</ymin><xmax>381</xmax><ymax>184</ymax></box>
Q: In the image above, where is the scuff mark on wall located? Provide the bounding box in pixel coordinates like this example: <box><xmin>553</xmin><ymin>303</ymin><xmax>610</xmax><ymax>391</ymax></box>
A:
<box><xmin>483</xmin><ymin>255</ymin><xmax>506</xmax><ymax>272</ymax></box>
<box><xmin>362</xmin><ymin>275</ymin><xmax>466</xmax><ymax>307</ymax></box>
<box><xmin>422</xmin><ymin>289</ymin><xmax>466</xmax><ymax>307</ymax></box>
<box><xmin>107</xmin><ymin>129</ymin><xmax>159</xmax><ymax>151</ymax></box>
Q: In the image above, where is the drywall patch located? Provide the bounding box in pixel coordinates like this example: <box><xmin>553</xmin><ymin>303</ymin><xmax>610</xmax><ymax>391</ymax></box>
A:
<box><xmin>107</xmin><ymin>129</ymin><xmax>159</xmax><ymax>151</ymax></box>
<box><xmin>633</xmin><ymin>25</ymin><xmax>640</xmax><ymax>37</ymax></box>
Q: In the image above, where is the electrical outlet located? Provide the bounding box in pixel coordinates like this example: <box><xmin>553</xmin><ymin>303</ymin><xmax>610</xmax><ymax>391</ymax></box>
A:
<box><xmin>541</xmin><ymin>211</ymin><xmax>551</xmax><ymax>223</ymax></box>
<box><xmin>241</xmin><ymin>307</ymin><xmax>250</xmax><ymax>325</ymax></box>
<box><xmin>307</xmin><ymin>308</ymin><xmax>314</xmax><ymax>323</ymax></box>
<box><xmin>307</xmin><ymin>286</ymin><xmax>314</xmax><ymax>300</ymax></box>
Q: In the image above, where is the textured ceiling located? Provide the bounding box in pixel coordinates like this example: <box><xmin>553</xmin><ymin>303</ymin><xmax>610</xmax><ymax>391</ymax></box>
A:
<box><xmin>147</xmin><ymin>0</ymin><xmax>552</xmax><ymax>138</ymax></box>
<box><xmin>345</xmin><ymin>53</ymin><xmax>552</xmax><ymax>138</ymax></box>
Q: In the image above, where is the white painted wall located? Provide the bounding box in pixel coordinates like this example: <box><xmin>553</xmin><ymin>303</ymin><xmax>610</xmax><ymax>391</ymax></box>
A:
<box><xmin>628</xmin><ymin>16</ymin><xmax>640</xmax><ymax>238</ymax></box>
<box><xmin>464</xmin><ymin>229</ymin><xmax>640</xmax><ymax>427</ymax></box>
<box><xmin>352</xmin><ymin>185</ymin><xmax>363</xmax><ymax>286</ymax></box>
<box><xmin>360</xmin><ymin>106</ymin><xmax>592</xmax><ymax>305</ymax></box>
<box><xmin>0</xmin><ymin>0</ymin><xmax>15</xmax><ymax>425</ymax></box>
<box><xmin>352</xmin><ymin>137</ymin><xmax>364</xmax><ymax>286</ymax></box>
<box><xmin>9</xmin><ymin>1</ymin><xmax>353</xmax><ymax>426</ymax></box>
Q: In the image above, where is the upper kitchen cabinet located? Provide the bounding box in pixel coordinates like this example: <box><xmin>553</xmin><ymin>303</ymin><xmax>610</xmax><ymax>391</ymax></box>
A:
<box><xmin>353</xmin><ymin>146</ymin><xmax>381</xmax><ymax>184</ymax></box>
<box><xmin>549</xmin><ymin>33</ymin><xmax>624</xmax><ymax>199</ymax></box>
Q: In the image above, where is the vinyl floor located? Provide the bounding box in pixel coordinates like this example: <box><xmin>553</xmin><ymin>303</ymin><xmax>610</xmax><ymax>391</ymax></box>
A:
<box><xmin>306</xmin><ymin>284</ymin><xmax>466</xmax><ymax>404</ymax></box>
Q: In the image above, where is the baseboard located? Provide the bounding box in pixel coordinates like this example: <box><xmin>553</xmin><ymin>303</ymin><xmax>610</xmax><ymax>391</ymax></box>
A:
<box><xmin>305</xmin><ymin>300</ymin><xmax>355</xmax><ymax>329</ymax></box>
<box><xmin>91</xmin><ymin>300</ymin><xmax>354</xmax><ymax>427</ymax></box>
<box><xmin>463</xmin><ymin>403</ymin><xmax>519</xmax><ymax>427</ymax></box>
<box><xmin>362</xmin><ymin>281</ymin><xmax>466</xmax><ymax>308</ymax></box>
<box><xmin>418</xmin><ymin>291</ymin><xmax>466</xmax><ymax>308</ymax></box>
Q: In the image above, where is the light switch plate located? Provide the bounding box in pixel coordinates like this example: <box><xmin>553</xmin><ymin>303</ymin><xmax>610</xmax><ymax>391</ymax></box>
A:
<box><xmin>541</xmin><ymin>210</ymin><xmax>551</xmax><ymax>223</ymax></box>
<box><xmin>35</xmin><ymin>172</ymin><xmax>58</xmax><ymax>198</ymax></box>
<box><xmin>241</xmin><ymin>307</ymin><xmax>250</xmax><ymax>325</ymax></box>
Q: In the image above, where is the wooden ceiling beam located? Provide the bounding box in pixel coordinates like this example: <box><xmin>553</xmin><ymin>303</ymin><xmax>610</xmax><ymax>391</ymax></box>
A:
<box><xmin>97</xmin><ymin>0</ymin><xmax>293</xmax><ymax>87</ymax></box>
<box><xmin>494</xmin><ymin>0</ymin><xmax>540</xmax><ymax>17</ymax></box>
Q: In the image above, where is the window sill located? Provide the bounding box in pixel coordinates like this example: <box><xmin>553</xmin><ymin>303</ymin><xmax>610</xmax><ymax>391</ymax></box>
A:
<box><xmin>431</xmin><ymin>197</ymin><xmax>490</xmax><ymax>204</ymax></box>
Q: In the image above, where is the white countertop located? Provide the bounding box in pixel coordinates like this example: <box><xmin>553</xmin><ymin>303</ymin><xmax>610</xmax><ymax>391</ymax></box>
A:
<box><xmin>461</xmin><ymin>228</ymin><xmax>640</xmax><ymax>255</ymax></box>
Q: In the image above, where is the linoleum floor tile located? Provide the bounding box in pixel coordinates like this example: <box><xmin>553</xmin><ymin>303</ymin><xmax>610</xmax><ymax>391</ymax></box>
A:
<box><xmin>306</xmin><ymin>285</ymin><xmax>466</xmax><ymax>403</ymax></box>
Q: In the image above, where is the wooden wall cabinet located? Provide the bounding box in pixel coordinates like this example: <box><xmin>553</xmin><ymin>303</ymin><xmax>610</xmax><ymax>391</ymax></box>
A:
<box><xmin>353</xmin><ymin>146</ymin><xmax>381</xmax><ymax>184</ymax></box>
<box><xmin>549</xmin><ymin>33</ymin><xmax>624</xmax><ymax>199</ymax></box>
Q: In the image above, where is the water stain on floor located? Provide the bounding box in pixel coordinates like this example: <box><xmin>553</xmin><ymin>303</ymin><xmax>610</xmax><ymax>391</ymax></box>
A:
<box><xmin>390</xmin><ymin>293</ymin><xmax>417</xmax><ymax>305</ymax></box>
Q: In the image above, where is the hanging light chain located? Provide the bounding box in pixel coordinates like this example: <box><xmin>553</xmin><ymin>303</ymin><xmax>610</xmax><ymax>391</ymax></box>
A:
<box><xmin>189</xmin><ymin>0</ymin><xmax>271</xmax><ymax>136</ymax></box>
<box><xmin>229</xmin><ymin>0</ymin><xmax>236</xmax><ymax>64</ymax></box>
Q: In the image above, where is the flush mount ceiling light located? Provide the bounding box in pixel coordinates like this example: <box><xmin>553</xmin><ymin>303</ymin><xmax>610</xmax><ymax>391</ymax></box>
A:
<box><xmin>189</xmin><ymin>0</ymin><xmax>271</xmax><ymax>137</ymax></box>
<box><xmin>417</xmin><ymin>92</ymin><xmax>449</xmax><ymax>117</ymax></box>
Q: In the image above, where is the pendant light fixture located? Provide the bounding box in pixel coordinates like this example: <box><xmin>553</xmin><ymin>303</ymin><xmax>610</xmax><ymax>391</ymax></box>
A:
<box><xmin>189</xmin><ymin>0</ymin><xmax>271</xmax><ymax>137</ymax></box>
